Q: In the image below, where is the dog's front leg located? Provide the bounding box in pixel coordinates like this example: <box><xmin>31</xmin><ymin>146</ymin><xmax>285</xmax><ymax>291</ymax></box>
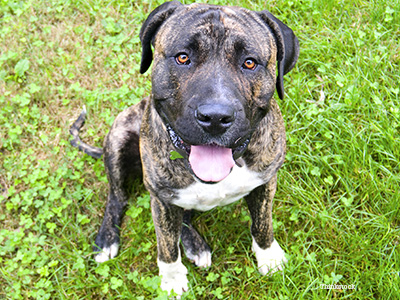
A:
<box><xmin>245</xmin><ymin>175</ymin><xmax>287</xmax><ymax>275</ymax></box>
<box><xmin>151</xmin><ymin>195</ymin><xmax>188</xmax><ymax>296</ymax></box>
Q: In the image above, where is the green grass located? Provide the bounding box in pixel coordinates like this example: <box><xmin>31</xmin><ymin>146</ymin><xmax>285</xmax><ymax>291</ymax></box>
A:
<box><xmin>0</xmin><ymin>0</ymin><xmax>399</xmax><ymax>299</ymax></box>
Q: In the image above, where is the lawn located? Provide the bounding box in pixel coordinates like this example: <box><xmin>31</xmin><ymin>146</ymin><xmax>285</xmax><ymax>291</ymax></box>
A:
<box><xmin>0</xmin><ymin>0</ymin><xmax>399</xmax><ymax>299</ymax></box>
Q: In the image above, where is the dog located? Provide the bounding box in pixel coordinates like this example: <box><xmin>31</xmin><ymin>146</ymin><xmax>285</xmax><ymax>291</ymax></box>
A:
<box><xmin>70</xmin><ymin>1</ymin><xmax>299</xmax><ymax>296</ymax></box>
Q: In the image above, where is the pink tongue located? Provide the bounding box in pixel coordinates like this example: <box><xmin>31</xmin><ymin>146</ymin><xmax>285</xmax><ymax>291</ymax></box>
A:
<box><xmin>189</xmin><ymin>145</ymin><xmax>235</xmax><ymax>182</ymax></box>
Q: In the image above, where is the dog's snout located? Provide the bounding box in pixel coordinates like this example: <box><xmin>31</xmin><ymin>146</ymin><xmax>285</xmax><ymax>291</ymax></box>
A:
<box><xmin>195</xmin><ymin>104</ymin><xmax>235</xmax><ymax>135</ymax></box>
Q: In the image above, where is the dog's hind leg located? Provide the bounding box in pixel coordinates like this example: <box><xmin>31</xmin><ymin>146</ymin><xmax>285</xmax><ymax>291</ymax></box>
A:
<box><xmin>181</xmin><ymin>210</ymin><xmax>212</xmax><ymax>268</ymax></box>
<box><xmin>93</xmin><ymin>101</ymin><xmax>146</xmax><ymax>262</ymax></box>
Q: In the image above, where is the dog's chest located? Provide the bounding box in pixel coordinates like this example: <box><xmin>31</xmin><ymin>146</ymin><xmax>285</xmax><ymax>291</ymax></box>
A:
<box><xmin>172</xmin><ymin>164</ymin><xmax>265</xmax><ymax>211</ymax></box>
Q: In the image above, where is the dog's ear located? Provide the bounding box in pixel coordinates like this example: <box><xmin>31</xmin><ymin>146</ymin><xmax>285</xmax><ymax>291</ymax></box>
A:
<box><xmin>139</xmin><ymin>1</ymin><xmax>183</xmax><ymax>74</ymax></box>
<box><xmin>257</xmin><ymin>11</ymin><xmax>300</xmax><ymax>99</ymax></box>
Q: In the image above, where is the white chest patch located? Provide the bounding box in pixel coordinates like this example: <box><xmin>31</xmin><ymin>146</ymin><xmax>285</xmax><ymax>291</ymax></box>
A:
<box><xmin>172</xmin><ymin>164</ymin><xmax>265</xmax><ymax>211</ymax></box>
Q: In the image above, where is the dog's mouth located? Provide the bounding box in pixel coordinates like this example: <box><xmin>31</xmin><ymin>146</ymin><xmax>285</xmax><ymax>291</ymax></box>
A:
<box><xmin>166</xmin><ymin>124</ymin><xmax>250</xmax><ymax>183</ymax></box>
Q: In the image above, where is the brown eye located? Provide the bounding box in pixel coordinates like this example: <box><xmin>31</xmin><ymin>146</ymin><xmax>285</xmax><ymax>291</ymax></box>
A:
<box><xmin>243</xmin><ymin>58</ymin><xmax>257</xmax><ymax>70</ymax></box>
<box><xmin>176</xmin><ymin>53</ymin><xmax>190</xmax><ymax>65</ymax></box>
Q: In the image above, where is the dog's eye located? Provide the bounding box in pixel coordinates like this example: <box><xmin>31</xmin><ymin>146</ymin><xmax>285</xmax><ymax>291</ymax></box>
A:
<box><xmin>176</xmin><ymin>53</ymin><xmax>190</xmax><ymax>65</ymax></box>
<box><xmin>242</xmin><ymin>58</ymin><xmax>257</xmax><ymax>70</ymax></box>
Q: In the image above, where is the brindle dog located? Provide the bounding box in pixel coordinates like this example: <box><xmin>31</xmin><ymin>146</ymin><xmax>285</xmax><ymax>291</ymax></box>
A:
<box><xmin>70</xmin><ymin>1</ymin><xmax>299</xmax><ymax>296</ymax></box>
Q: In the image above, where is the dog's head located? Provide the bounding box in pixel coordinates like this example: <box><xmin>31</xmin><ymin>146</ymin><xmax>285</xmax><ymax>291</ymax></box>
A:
<box><xmin>140</xmin><ymin>1</ymin><xmax>299</xmax><ymax>183</ymax></box>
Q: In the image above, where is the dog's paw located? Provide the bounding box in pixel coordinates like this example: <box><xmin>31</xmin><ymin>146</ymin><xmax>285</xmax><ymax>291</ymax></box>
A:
<box><xmin>181</xmin><ymin>221</ymin><xmax>212</xmax><ymax>268</ymax></box>
<box><xmin>252</xmin><ymin>238</ymin><xmax>287</xmax><ymax>275</ymax></box>
<box><xmin>158</xmin><ymin>258</ymin><xmax>189</xmax><ymax>297</ymax></box>
<box><xmin>185</xmin><ymin>249</ymin><xmax>212</xmax><ymax>268</ymax></box>
<box><xmin>94</xmin><ymin>243</ymin><xmax>119</xmax><ymax>263</ymax></box>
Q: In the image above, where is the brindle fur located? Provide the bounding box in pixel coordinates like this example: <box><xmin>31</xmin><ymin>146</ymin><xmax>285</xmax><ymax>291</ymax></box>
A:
<box><xmin>70</xmin><ymin>1</ymin><xmax>299</xmax><ymax>295</ymax></box>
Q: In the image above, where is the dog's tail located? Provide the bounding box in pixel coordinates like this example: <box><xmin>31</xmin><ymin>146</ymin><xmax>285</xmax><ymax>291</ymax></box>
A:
<box><xmin>69</xmin><ymin>106</ymin><xmax>103</xmax><ymax>159</ymax></box>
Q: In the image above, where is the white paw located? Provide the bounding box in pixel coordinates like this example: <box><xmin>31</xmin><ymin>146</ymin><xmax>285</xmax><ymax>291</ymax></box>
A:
<box><xmin>158</xmin><ymin>255</ymin><xmax>189</xmax><ymax>297</ymax></box>
<box><xmin>252</xmin><ymin>238</ymin><xmax>287</xmax><ymax>275</ymax></box>
<box><xmin>185</xmin><ymin>249</ymin><xmax>212</xmax><ymax>268</ymax></box>
<box><xmin>94</xmin><ymin>243</ymin><xmax>119</xmax><ymax>263</ymax></box>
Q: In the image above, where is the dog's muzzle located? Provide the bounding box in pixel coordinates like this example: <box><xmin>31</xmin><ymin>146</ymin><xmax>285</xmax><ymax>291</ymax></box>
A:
<box><xmin>166</xmin><ymin>123</ymin><xmax>251</xmax><ymax>183</ymax></box>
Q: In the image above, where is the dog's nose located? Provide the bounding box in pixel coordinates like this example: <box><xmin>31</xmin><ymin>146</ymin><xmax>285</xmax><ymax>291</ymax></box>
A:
<box><xmin>195</xmin><ymin>104</ymin><xmax>235</xmax><ymax>135</ymax></box>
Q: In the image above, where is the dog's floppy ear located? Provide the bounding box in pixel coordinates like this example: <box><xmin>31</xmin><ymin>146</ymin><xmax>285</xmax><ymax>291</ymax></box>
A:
<box><xmin>139</xmin><ymin>1</ymin><xmax>183</xmax><ymax>74</ymax></box>
<box><xmin>257</xmin><ymin>11</ymin><xmax>300</xmax><ymax>99</ymax></box>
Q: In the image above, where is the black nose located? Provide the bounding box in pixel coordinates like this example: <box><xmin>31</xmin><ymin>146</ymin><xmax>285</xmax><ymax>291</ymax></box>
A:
<box><xmin>195</xmin><ymin>104</ymin><xmax>235</xmax><ymax>135</ymax></box>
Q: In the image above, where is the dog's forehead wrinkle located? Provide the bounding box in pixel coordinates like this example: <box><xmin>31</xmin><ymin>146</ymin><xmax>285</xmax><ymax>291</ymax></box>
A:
<box><xmin>155</xmin><ymin>6</ymin><xmax>275</xmax><ymax>67</ymax></box>
<box><xmin>162</xmin><ymin>7</ymin><xmax>247</xmax><ymax>42</ymax></box>
<box><xmin>183</xmin><ymin>15</ymin><xmax>271</xmax><ymax>64</ymax></box>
